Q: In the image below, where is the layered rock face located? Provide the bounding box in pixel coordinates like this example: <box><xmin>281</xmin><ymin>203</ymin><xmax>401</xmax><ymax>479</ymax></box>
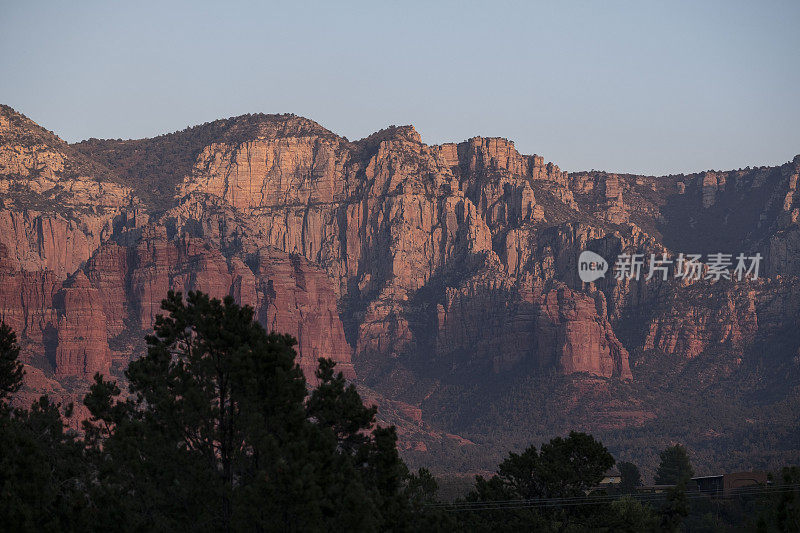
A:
<box><xmin>434</xmin><ymin>275</ymin><xmax>630</xmax><ymax>378</ymax></box>
<box><xmin>0</xmin><ymin>223</ymin><xmax>354</xmax><ymax>384</ymax></box>
<box><xmin>81</xmin><ymin>229</ymin><xmax>355</xmax><ymax>383</ymax></box>
<box><xmin>4</xmin><ymin>104</ymin><xmax>800</xmax><ymax>468</ymax></box>
<box><xmin>254</xmin><ymin>250</ymin><xmax>354</xmax><ymax>381</ymax></box>
<box><xmin>535</xmin><ymin>285</ymin><xmax>631</xmax><ymax>378</ymax></box>
<box><xmin>0</xmin><ymin>242</ymin><xmax>60</xmax><ymax>345</ymax></box>
<box><xmin>0</xmin><ymin>246</ymin><xmax>109</xmax><ymax>379</ymax></box>
<box><xmin>53</xmin><ymin>272</ymin><xmax>110</xmax><ymax>377</ymax></box>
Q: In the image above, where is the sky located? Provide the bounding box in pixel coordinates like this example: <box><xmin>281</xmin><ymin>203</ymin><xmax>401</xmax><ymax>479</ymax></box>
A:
<box><xmin>1</xmin><ymin>0</ymin><xmax>798</xmax><ymax>176</ymax></box>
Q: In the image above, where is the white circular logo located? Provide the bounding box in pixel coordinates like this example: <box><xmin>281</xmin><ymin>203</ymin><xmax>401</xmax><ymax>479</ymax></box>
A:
<box><xmin>578</xmin><ymin>250</ymin><xmax>608</xmax><ymax>283</ymax></box>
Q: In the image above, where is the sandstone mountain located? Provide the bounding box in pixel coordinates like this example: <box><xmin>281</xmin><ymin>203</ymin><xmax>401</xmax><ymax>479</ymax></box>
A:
<box><xmin>1</xmin><ymin>104</ymin><xmax>798</xmax><ymax>476</ymax></box>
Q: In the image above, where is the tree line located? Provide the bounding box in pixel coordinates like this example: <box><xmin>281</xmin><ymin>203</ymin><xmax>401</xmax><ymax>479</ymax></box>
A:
<box><xmin>0</xmin><ymin>291</ymin><xmax>797</xmax><ymax>531</ymax></box>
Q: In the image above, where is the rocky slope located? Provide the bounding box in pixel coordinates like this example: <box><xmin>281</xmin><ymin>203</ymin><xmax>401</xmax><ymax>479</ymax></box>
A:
<box><xmin>2</xmin><ymin>104</ymin><xmax>799</xmax><ymax>473</ymax></box>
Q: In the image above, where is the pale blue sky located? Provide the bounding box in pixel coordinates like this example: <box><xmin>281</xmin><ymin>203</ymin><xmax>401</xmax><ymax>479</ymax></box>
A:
<box><xmin>1</xmin><ymin>0</ymin><xmax>798</xmax><ymax>175</ymax></box>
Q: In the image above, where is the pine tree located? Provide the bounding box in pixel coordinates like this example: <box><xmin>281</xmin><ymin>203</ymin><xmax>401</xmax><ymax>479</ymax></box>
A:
<box><xmin>0</xmin><ymin>323</ymin><xmax>91</xmax><ymax>531</ymax></box>
<box><xmin>618</xmin><ymin>461</ymin><xmax>642</xmax><ymax>493</ymax></box>
<box><xmin>83</xmin><ymin>290</ymin><xmax>436</xmax><ymax>531</ymax></box>
<box><xmin>659</xmin><ymin>482</ymin><xmax>689</xmax><ymax>532</ymax></box>
<box><xmin>462</xmin><ymin>432</ymin><xmax>616</xmax><ymax>530</ymax></box>
<box><xmin>654</xmin><ymin>444</ymin><xmax>694</xmax><ymax>485</ymax></box>
<box><xmin>0</xmin><ymin>322</ymin><xmax>24</xmax><ymax>404</ymax></box>
<box><xmin>536</xmin><ymin>431</ymin><xmax>616</xmax><ymax>498</ymax></box>
<box><xmin>607</xmin><ymin>496</ymin><xmax>659</xmax><ymax>532</ymax></box>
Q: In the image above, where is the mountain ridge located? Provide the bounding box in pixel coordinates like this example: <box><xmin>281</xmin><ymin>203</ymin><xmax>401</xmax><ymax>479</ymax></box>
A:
<box><xmin>1</xmin><ymin>104</ymin><xmax>799</xmax><ymax>478</ymax></box>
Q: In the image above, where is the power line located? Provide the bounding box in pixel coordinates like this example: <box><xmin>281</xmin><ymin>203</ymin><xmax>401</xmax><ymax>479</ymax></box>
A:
<box><xmin>428</xmin><ymin>483</ymin><xmax>800</xmax><ymax>512</ymax></box>
<box><xmin>436</xmin><ymin>485</ymin><xmax>800</xmax><ymax>509</ymax></box>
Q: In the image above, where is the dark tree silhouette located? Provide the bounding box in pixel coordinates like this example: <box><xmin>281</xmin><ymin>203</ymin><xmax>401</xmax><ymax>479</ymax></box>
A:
<box><xmin>0</xmin><ymin>323</ymin><xmax>24</xmax><ymax>403</ymax></box>
<box><xmin>82</xmin><ymin>290</ymin><xmax>440</xmax><ymax>531</ymax></box>
<box><xmin>618</xmin><ymin>461</ymin><xmax>642</xmax><ymax>493</ymax></box>
<box><xmin>654</xmin><ymin>444</ymin><xmax>694</xmax><ymax>485</ymax></box>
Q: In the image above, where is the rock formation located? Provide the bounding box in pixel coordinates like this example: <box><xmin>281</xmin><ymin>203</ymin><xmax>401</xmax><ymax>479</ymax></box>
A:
<box><xmin>3</xmin><ymin>103</ymin><xmax>800</xmax><ymax>472</ymax></box>
<box><xmin>53</xmin><ymin>271</ymin><xmax>110</xmax><ymax>377</ymax></box>
<box><xmin>0</xmin><ymin>106</ymin><xmax>352</xmax><ymax>390</ymax></box>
